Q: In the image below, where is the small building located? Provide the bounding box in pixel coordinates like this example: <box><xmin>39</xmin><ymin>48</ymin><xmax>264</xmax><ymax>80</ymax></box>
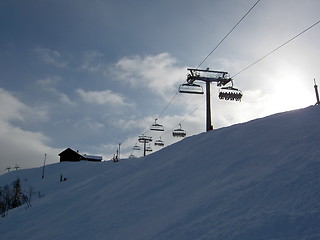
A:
<box><xmin>59</xmin><ymin>148</ymin><xmax>102</xmax><ymax>162</ymax></box>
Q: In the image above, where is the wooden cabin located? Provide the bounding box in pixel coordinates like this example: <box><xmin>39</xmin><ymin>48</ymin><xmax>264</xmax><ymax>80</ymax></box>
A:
<box><xmin>59</xmin><ymin>148</ymin><xmax>102</xmax><ymax>162</ymax></box>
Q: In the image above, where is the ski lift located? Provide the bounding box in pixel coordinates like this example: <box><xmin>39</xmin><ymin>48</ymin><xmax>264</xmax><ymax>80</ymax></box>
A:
<box><xmin>129</xmin><ymin>154</ymin><xmax>136</xmax><ymax>159</ymax></box>
<box><xmin>154</xmin><ymin>138</ymin><xmax>165</xmax><ymax>147</ymax></box>
<box><xmin>150</xmin><ymin>119</ymin><xmax>164</xmax><ymax>131</ymax></box>
<box><xmin>146</xmin><ymin>145</ymin><xmax>153</xmax><ymax>152</ymax></box>
<box><xmin>133</xmin><ymin>143</ymin><xmax>140</xmax><ymax>151</ymax></box>
<box><xmin>218</xmin><ymin>81</ymin><xmax>242</xmax><ymax>101</ymax></box>
<box><xmin>138</xmin><ymin>134</ymin><xmax>152</xmax><ymax>143</ymax></box>
<box><xmin>172</xmin><ymin>124</ymin><xmax>186</xmax><ymax>137</ymax></box>
<box><xmin>219</xmin><ymin>86</ymin><xmax>243</xmax><ymax>101</ymax></box>
<box><xmin>179</xmin><ymin>83</ymin><xmax>204</xmax><ymax>94</ymax></box>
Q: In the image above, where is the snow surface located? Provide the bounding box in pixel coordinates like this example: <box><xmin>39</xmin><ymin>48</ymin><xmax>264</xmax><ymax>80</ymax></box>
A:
<box><xmin>1</xmin><ymin>106</ymin><xmax>320</xmax><ymax>240</ymax></box>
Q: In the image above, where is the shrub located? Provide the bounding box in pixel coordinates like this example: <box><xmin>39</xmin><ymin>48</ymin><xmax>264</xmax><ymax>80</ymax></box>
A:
<box><xmin>0</xmin><ymin>178</ymin><xmax>34</xmax><ymax>217</ymax></box>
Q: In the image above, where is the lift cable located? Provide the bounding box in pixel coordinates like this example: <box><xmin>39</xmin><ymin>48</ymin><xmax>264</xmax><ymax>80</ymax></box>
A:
<box><xmin>157</xmin><ymin>90</ymin><xmax>179</xmax><ymax>119</ymax></box>
<box><xmin>132</xmin><ymin>0</ymin><xmax>262</xmax><ymax>153</ymax></box>
<box><xmin>159</xmin><ymin>98</ymin><xmax>206</xmax><ymax>139</ymax></box>
<box><xmin>142</xmin><ymin>0</ymin><xmax>261</xmax><ymax>135</ymax></box>
<box><xmin>179</xmin><ymin>99</ymin><xmax>206</xmax><ymax>126</ymax></box>
<box><xmin>141</xmin><ymin>90</ymin><xmax>179</xmax><ymax>137</ymax></box>
<box><xmin>148</xmin><ymin>0</ymin><xmax>261</xmax><ymax>126</ymax></box>
<box><xmin>163</xmin><ymin>19</ymin><xmax>320</xmax><ymax>142</ymax></box>
<box><xmin>140</xmin><ymin>93</ymin><xmax>177</xmax><ymax>135</ymax></box>
<box><xmin>232</xmin><ymin>19</ymin><xmax>320</xmax><ymax>78</ymax></box>
<box><xmin>196</xmin><ymin>0</ymin><xmax>261</xmax><ymax>69</ymax></box>
<box><xmin>132</xmin><ymin>18</ymin><xmax>320</xmax><ymax>157</ymax></box>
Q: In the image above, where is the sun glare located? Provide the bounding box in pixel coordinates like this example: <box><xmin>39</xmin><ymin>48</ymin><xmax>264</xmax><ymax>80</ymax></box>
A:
<box><xmin>266</xmin><ymin>75</ymin><xmax>314</xmax><ymax>114</ymax></box>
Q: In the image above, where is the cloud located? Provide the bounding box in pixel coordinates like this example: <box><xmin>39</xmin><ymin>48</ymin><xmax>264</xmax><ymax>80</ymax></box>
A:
<box><xmin>0</xmin><ymin>88</ymin><xmax>61</xmax><ymax>175</ymax></box>
<box><xmin>109</xmin><ymin>115</ymin><xmax>154</xmax><ymax>132</ymax></box>
<box><xmin>76</xmin><ymin>89</ymin><xmax>134</xmax><ymax>107</ymax></box>
<box><xmin>79</xmin><ymin>50</ymin><xmax>105</xmax><ymax>72</ymax></box>
<box><xmin>36</xmin><ymin>76</ymin><xmax>75</xmax><ymax>105</ymax></box>
<box><xmin>73</xmin><ymin>117</ymin><xmax>105</xmax><ymax>132</ymax></box>
<box><xmin>0</xmin><ymin>88</ymin><xmax>48</xmax><ymax>123</ymax></box>
<box><xmin>36</xmin><ymin>75</ymin><xmax>61</xmax><ymax>87</ymax></box>
<box><xmin>33</xmin><ymin>47</ymin><xmax>69</xmax><ymax>68</ymax></box>
<box><xmin>0</xmin><ymin>88</ymin><xmax>26</xmax><ymax>122</ymax></box>
<box><xmin>112</xmin><ymin>53</ymin><xmax>186</xmax><ymax>98</ymax></box>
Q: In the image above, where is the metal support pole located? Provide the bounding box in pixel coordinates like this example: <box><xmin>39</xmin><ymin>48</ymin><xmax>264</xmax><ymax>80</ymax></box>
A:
<box><xmin>314</xmin><ymin>79</ymin><xmax>320</xmax><ymax>105</ymax></box>
<box><xmin>143</xmin><ymin>141</ymin><xmax>146</xmax><ymax>156</ymax></box>
<box><xmin>206</xmin><ymin>81</ymin><xmax>212</xmax><ymax>132</ymax></box>
<box><xmin>42</xmin><ymin>153</ymin><xmax>47</xmax><ymax>179</ymax></box>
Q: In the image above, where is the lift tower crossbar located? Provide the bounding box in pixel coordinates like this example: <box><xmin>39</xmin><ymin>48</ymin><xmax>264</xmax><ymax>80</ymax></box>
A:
<box><xmin>187</xmin><ymin>68</ymin><xmax>232</xmax><ymax>86</ymax></box>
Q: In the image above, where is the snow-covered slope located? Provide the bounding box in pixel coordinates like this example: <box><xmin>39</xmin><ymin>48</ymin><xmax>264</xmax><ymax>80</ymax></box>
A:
<box><xmin>1</xmin><ymin>106</ymin><xmax>320</xmax><ymax>240</ymax></box>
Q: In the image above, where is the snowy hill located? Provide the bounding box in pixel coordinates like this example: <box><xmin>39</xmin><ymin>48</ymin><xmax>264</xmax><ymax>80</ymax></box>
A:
<box><xmin>1</xmin><ymin>106</ymin><xmax>320</xmax><ymax>240</ymax></box>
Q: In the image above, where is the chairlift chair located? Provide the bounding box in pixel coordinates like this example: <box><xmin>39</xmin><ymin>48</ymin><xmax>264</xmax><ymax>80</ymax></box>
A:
<box><xmin>218</xmin><ymin>80</ymin><xmax>242</xmax><ymax>101</ymax></box>
<box><xmin>133</xmin><ymin>143</ymin><xmax>141</xmax><ymax>151</ymax></box>
<box><xmin>218</xmin><ymin>86</ymin><xmax>243</xmax><ymax>101</ymax></box>
<box><xmin>150</xmin><ymin>119</ymin><xmax>164</xmax><ymax>131</ymax></box>
<box><xmin>129</xmin><ymin>154</ymin><xmax>136</xmax><ymax>159</ymax></box>
<box><xmin>172</xmin><ymin>124</ymin><xmax>186</xmax><ymax>137</ymax></box>
<box><xmin>146</xmin><ymin>145</ymin><xmax>153</xmax><ymax>152</ymax></box>
<box><xmin>154</xmin><ymin>138</ymin><xmax>165</xmax><ymax>147</ymax></box>
<box><xmin>179</xmin><ymin>83</ymin><xmax>204</xmax><ymax>94</ymax></box>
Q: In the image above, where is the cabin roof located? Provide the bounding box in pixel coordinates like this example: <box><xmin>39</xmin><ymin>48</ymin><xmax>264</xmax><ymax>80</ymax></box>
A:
<box><xmin>58</xmin><ymin>148</ymin><xmax>81</xmax><ymax>157</ymax></box>
<box><xmin>58</xmin><ymin>148</ymin><xmax>102</xmax><ymax>161</ymax></box>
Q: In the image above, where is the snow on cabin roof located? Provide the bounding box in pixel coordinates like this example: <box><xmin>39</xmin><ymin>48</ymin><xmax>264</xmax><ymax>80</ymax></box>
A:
<box><xmin>82</xmin><ymin>154</ymin><xmax>103</xmax><ymax>161</ymax></box>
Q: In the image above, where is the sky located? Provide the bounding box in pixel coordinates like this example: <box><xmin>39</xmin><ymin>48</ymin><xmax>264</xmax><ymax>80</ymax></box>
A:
<box><xmin>0</xmin><ymin>0</ymin><xmax>319</xmax><ymax>174</ymax></box>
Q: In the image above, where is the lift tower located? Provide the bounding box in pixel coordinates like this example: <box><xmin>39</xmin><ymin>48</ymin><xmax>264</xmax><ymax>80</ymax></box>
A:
<box><xmin>138</xmin><ymin>134</ymin><xmax>152</xmax><ymax>157</ymax></box>
<box><xmin>314</xmin><ymin>79</ymin><xmax>320</xmax><ymax>105</ymax></box>
<box><xmin>179</xmin><ymin>68</ymin><xmax>242</xmax><ymax>132</ymax></box>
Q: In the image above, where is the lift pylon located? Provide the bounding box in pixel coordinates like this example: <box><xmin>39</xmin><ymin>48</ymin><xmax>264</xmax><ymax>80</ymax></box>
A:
<box><xmin>138</xmin><ymin>134</ymin><xmax>152</xmax><ymax>156</ymax></box>
<box><xmin>179</xmin><ymin>68</ymin><xmax>242</xmax><ymax>132</ymax></box>
<box><xmin>314</xmin><ymin>79</ymin><xmax>320</xmax><ymax>105</ymax></box>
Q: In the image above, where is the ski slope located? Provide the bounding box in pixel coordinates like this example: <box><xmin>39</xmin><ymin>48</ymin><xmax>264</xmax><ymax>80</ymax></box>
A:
<box><xmin>1</xmin><ymin>106</ymin><xmax>320</xmax><ymax>240</ymax></box>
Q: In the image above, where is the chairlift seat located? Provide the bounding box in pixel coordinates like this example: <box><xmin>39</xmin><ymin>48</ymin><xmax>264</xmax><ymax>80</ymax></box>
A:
<box><xmin>150</xmin><ymin>119</ymin><xmax>164</xmax><ymax>131</ymax></box>
<box><xmin>133</xmin><ymin>144</ymin><xmax>141</xmax><ymax>151</ymax></box>
<box><xmin>219</xmin><ymin>86</ymin><xmax>242</xmax><ymax>101</ymax></box>
<box><xmin>154</xmin><ymin>139</ymin><xmax>165</xmax><ymax>147</ymax></box>
<box><xmin>179</xmin><ymin>83</ymin><xmax>204</xmax><ymax>94</ymax></box>
<box><xmin>146</xmin><ymin>146</ymin><xmax>153</xmax><ymax>152</ymax></box>
<box><xmin>172</xmin><ymin>129</ymin><xmax>186</xmax><ymax>137</ymax></box>
<box><xmin>150</xmin><ymin>123</ymin><xmax>164</xmax><ymax>131</ymax></box>
<box><xmin>172</xmin><ymin>124</ymin><xmax>186</xmax><ymax>137</ymax></box>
